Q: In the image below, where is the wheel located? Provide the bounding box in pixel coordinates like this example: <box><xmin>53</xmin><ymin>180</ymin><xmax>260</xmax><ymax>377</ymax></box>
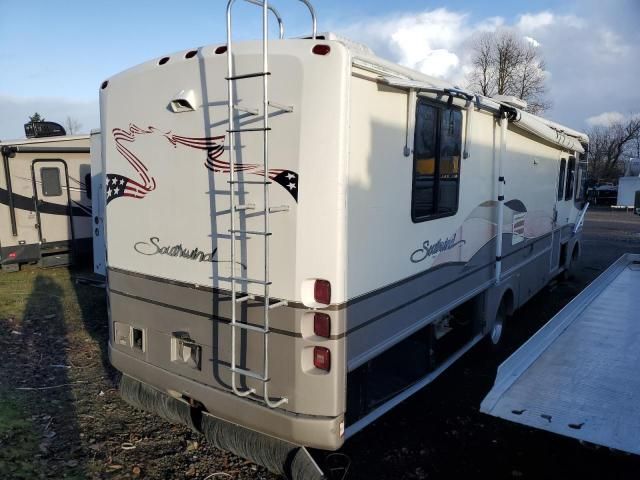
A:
<box><xmin>489</xmin><ymin>300</ymin><xmax>507</xmax><ymax>346</ymax></box>
<box><xmin>562</xmin><ymin>247</ymin><xmax>579</xmax><ymax>281</ymax></box>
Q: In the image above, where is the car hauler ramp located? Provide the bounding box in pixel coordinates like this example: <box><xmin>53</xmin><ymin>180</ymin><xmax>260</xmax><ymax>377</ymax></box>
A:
<box><xmin>481</xmin><ymin>253</ymin><xmax>640</xmax><ymax>454</ymax></box>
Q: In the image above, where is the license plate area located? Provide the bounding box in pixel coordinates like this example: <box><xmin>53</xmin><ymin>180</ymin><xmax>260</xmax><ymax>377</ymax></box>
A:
<box><xmin>171</xmin><ymin>333</ymin><xmax>202</xmax><ymax>370</ymax></box>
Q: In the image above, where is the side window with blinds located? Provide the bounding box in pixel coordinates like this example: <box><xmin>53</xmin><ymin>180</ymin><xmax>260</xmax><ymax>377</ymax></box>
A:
<box><xmin>412</xmin><ymin>100</ymin><xmax>462</xmax><ymax>222</ymax></box>
<box><xmin>41</xmin><ymin>167</ymin><xmax>62</xmax><ymax>197</ymax></box>
<box><xmin>557</xmin><ymin>158</ymin><xmax>566</xmax><ymax>200</ymax></box>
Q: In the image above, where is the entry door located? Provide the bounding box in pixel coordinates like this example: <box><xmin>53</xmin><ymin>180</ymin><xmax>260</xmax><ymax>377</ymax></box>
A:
<box><xmin>32</xmin><ymin>160</ymin><xmax>74</xmax><ymax>247</ymax></box>
<box><xmin>550</xmin><ymin>157</ymin><xmax>567</xmax><ymax>271</ymax></box>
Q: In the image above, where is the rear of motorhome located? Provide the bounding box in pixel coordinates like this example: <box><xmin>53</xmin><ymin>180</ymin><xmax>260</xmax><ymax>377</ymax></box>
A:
<box><xmin>101</xmin><ymin>3</ymin><xmax>589</xmax><ymax>477</ymax></box>
<box><xmin>0</xmin><ymin>133</ymin><xmax>92</xmax><ymax>271</ymax></box>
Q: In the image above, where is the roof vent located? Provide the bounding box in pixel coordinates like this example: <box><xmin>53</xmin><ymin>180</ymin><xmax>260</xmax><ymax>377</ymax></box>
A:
<box><xmin>492</xmin><ymin>95</ymin><xmax>528</xmax><ymax>110</ymax></box>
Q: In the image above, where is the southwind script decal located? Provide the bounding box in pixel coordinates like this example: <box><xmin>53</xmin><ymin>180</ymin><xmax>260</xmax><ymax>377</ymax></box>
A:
<box><xmin>410</xmin><ymin>234</ymin><xmax>466</xmax><ymax>264</ymax></box>
<box><xmin>134</xmin><ymin>236</ymin><xmax>246</xmax><ymax>269</ymax></box>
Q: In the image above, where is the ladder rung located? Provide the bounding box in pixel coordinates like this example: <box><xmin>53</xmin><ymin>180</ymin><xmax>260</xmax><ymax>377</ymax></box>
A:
<box><xmin>231</xmin><ymin>366</ymin><xmax>269</xmax><ymax>382</ymax></box>
<box><xmin>235</xmin><ymin>203</ymin><xmax>255</xmax><ymax>211</ymax></box>
<box><xmin>228</xmin><ymin>180</ymin><xmax>272</xmax><ymax>185</ymax></box>
<box><xmin>227</xmin><ymin>127</ymin><xmax>272</xmax><ymax>133</ymax></box>
<box><xmin>231</xmin><ymin>322</ymin><xmax>269</xmax><ymax>334</ymax></box>
<box><xmin>268</xmin><ymin>300</ymin><xmax>288</xmax><ymax>310</ymax></box>
<box><xmin>229</xmin><ymin>229</ymin><xmax>272</xmax><ymax>236</ymax></box>
<box><xmin>269</xmin><ymin>205</ymin><xmax>289</xmax><ymax>213</ymax></box>
<box><xmin>234</xmin><ymin>105</ymin><xmax>259</xmax><ymax>116</ymax></box>
<box><xmin>226</xmin><ymin>71</ymin><xmax>271</xmax><ymax>81</ymax></box>
<box><xmin>268</xmin><ymin>101</ymin><xmax>294</xmax><ymax>113</ymax></box>
<box><xmin>229</xmin><ymin>277</ymin><xmax>272</xmax><ymax>286</ymax></box>
<box><xmin>235</xmin><ymin>294</ymin><xmax>254</xmax><ymax>303</ymax></box>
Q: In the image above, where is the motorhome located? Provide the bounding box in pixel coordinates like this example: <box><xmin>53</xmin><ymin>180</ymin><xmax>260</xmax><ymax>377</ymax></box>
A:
<box><xmin>1</xmin><ymin>126</ymin><xmax>92</xmax><ymax>271</ymax></box>
<box><xmin>101</xmin><ymin>2</ymin><xmax>589</xmax><ymax>477</ymax></box>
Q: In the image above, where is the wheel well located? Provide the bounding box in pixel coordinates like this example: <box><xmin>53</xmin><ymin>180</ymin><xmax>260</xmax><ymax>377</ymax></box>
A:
<box><xmin>501</xmin><ymin>288</ymin><xmax>515</xmax><ymax>316</ymax></box>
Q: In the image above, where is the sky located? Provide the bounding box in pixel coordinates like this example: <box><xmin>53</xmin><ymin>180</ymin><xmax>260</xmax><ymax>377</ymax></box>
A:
<box><xmin>0</xmin><ymin>0</ymin><xmax>638</xmax><ymax>140</ymax></box>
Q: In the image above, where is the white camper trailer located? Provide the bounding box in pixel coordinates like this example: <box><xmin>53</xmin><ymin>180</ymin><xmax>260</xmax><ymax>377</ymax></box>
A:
<box><xmin>1</xmin><ymin>130</ymin><xmax>93</xmax><ymax>271</ymax></box>
<box><xmin>101</xmin><ymin>2</ymin><xmax>589</xmax><ymax>477</ymax></box>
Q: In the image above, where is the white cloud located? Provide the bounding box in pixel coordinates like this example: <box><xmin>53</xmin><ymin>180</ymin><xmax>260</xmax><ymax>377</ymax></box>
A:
<box><xmin>335</xmin><ymin>4</ymin><xmax>640</xmax><ymax>129</ymax></box>
<box><xmin>586</xmin><ymin>111</ymin><xmax>627</xmax><ymax>126</ymax></box>
<box><xmin>516</xmin><ymin>12</ymin><xmax>585</xmax><ymax>32</ymax></box>
<box><xmin>517</xmin><ymin>12</ymin><xmax>554</xmax><ymax>31</ymax></box>
<box><xmin>524</xmin><ymin>36</ymin><xmax>540</xmax><ymax>48</ymax></box>
<box><xmin>0</xmin><ymin>94</ymin><xmax>98</xmax><ymax>140</ymax></box>
<box><xmin>341</xmin><ymin>8</ymin><xmax>479</xmax><ymax>83</ymax></box>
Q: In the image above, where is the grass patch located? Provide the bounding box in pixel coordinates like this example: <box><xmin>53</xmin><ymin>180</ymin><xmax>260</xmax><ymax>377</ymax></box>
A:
<box><xmin>0</xmin><ymin>394</ymin><xmax>39</xmax><ymax>479</ymax></box>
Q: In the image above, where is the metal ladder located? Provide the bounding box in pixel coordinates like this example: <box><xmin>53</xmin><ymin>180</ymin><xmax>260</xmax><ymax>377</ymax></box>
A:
<box><xmin>224</xmin><ymin>0</ymin><xmax>316</xmax><ymax>408</ymax></box>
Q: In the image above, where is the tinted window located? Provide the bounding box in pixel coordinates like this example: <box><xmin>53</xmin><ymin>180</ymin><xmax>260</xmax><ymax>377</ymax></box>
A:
<box><xmin>557</xmin><ymin>158</ymin><xmax>566</xmax><ymax>201</ymax></box>
<box><xmin>412</xmin><ymin>101</ymin><xmax>462</xmax><ymax>222</ymax></box>
<box><xmin>438</xmin><ymin>108</ymin><xmax>462</xmax><ymax>215</ymax></box>
<box><xmin>41</xmin><ymin>167</ymin><xmax>62</xmax><ymax>197</ymax></box>
<box><xmin>565</xmin><ymin>156</ymin><xmax>576</xmax><ymax>200</ymax></box>
<box><xmin>84</xmin><ymin>173</ymin><xmax>92</xmax><ymax>200</ymax></box>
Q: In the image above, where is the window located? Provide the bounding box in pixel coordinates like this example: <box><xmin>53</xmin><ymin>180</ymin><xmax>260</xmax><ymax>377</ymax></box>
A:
<box><xmin>565</xmin><ymin>156</ymin><xmax>576</xmax><ymax>200</ymax></box>
<box><xmin>84</xmin><ymin>173</ymin><xmax>92</xmax><ymax>200</ymax></box>
<box><xmin>557</xmin><ymin>158</ymin><xmax>566</xmax><ymax>201</ymax></box>
<box><xmin>412</xmin><ymin>101</ymin><xmax>462</xmax><ymax>222</ymax></box>
<box><xmin>41</xmin><ymin>167</ymin><xmax>62</xmax><ymax>196</ymax></box>
<box><xmin>575</xmin><ymin>161</ymin><xmax>587</xmax><ymax>203</ymax></box>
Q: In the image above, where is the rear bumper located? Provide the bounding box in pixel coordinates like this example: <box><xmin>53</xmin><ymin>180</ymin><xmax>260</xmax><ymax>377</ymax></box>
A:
<box><xmin>110</xmin><ymin>343</ymin><xmax>344</xmax><ymax>450</ymax></box>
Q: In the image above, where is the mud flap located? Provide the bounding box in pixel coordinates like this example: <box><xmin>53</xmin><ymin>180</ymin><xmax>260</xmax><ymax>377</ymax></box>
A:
<box><xmin>119</xmin><ymin>375</ymin><xmax>326</xmax><ymax>479</ymax></box>
<box><xmin>120</xmin><ymin>374</ymin><xmax>198</xmax><ymax>430</ymax></box>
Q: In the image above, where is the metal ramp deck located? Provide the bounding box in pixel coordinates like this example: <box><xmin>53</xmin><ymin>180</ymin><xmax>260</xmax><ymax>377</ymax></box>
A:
<box><xmin>481</xmin><ymin>253</ymin><xmax>640</xmax><ymax>454</ymax></box>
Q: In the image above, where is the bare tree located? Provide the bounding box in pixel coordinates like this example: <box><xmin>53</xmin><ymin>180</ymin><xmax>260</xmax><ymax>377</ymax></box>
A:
<box><xmin>587</xmin><ymin>116</ymin><xmax>640</xmax><ymax>182</ymax></box>
<box><xmin>467</xmin><ymin>30</ymin><xmax>551</xmax><ymax>114</ymax></box>
<box><xmin>65</xmin><ymin>116</ymin><xmax>82</xmax><ymax>135</ymax></box>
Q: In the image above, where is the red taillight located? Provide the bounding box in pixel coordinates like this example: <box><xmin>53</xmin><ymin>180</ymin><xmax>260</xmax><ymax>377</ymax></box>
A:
<box><xmin>313</xmin><ymin>346</ymin><xmax>331</xmax><ymax>371</ymax></box>
<box><xmin>314</xmin><ymin>279</ymin><xmax>331</xmax><ymax>305</ymax></box>
<box><xmin>314</xmin><ymin>313</ymin><xmax>331</xmax><ymax>338</ymax></box>
<box><xmin>215</xmin><ymin>45</ymin><xmax>228</xmax><ymax>54</ymax></box>
<box><xmin>312</xmin><ymin>44</ymin><xmax>331</xmax><ymax>56</ymax></box>
<box><xmin>8</xmin><ymin>252</ymin><xmax>17</xmax><ymax>258</ymax></box>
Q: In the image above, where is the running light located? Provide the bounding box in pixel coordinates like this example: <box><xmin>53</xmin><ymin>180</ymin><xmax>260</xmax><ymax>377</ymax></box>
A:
<box><xmin>313</xmin><ymin>347</ymin><xmax>331</xmax><ymax>371</ymax></box>
<box><xmin>314</xmin><ymin>313</ymin><xmax>331</xmax><ymax>338</ymax></box>
<box><xmin>312</xmin><ymin>44</ymin><xmax>331</xmax><ymax>56</ymax></box>
<box><xmin>314</xmin><ymin>280</ymin><xmax>331</xmax><ymax>305</ymax></box>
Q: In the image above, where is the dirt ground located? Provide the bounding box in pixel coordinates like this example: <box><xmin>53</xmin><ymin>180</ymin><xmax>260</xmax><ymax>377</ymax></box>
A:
<box><xmin>1</xmin><ymin>208</ymin><xmax>640</xmax><ymax>479</ymax></box>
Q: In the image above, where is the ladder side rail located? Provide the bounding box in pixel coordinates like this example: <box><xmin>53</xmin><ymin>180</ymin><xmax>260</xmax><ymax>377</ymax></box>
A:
<box><xmin>244</xmin><ymin>0</ymin><xmax>285</xmax><ymax>39</ymax></box>
<box><xmin>226</xmin><ymin>0</ymin><xmax>256</xmax><ymax>398</ymax></box>
<box><xmin>260</xmin><ymin>0</ymin><xmax>287</xmax><ymax>408</ymax></box>
<box><xmin>297</xmin><ymin>0</ymin><xmax>317</xmax><ymax>38</ymax></box>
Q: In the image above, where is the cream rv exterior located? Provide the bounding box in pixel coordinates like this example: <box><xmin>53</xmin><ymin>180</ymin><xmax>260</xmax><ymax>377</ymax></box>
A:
<box><xmin>102</xmin><ymin>8</ymin><xmax>588</xmax><ymax>476</ymax></box>
<box><xmin>0</xmin><ymin>135</ymin><xmax>93</xmax><ymax>270</ymax></box>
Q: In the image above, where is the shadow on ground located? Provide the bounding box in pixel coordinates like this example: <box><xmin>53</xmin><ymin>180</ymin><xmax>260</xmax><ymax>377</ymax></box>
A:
<box><xmin>0</xmin><ymin>273</ymin><xmax>85</xmax><ymax>479</ymax></box>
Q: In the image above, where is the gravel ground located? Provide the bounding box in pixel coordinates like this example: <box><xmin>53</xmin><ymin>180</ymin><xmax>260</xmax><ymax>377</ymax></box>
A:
<box><xmin>1</xmin><ymin>207</ymin><xmax>639</xmax><ymax>479</ymax></box>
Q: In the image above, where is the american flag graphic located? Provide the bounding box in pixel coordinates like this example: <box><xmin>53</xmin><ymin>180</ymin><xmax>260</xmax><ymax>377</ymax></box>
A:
<box><xmin>107</xmin><ymin>124</ymin><xmax>299</xmax><ymax>204</ymax></box>
<box><xmin>106</xmin><ymin>173</ymin><xmax>152</xmax><ymax>204</ymax></box>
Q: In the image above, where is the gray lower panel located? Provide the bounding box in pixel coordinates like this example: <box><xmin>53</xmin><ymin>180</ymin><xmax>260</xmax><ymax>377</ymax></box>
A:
<box><xmin>111</xmin><ymin>346</ymin><xmax>344</xmax><ymax>450</ymax></box>
<box><xmin>481</xmin><ymin>253</ymin><xmax>640</xmax><ymax>455</ymax></box>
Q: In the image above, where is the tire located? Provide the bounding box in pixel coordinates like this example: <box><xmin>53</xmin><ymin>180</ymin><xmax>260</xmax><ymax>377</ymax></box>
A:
<box><xmin>562</xmin><ymin>247</ymin><xmax>579</xmax><ymax>281</ymax></box>
<box><xmin>488</xmin><ymin>300</ymin><xmax>507</xmax><ymax>347</ymax></box>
